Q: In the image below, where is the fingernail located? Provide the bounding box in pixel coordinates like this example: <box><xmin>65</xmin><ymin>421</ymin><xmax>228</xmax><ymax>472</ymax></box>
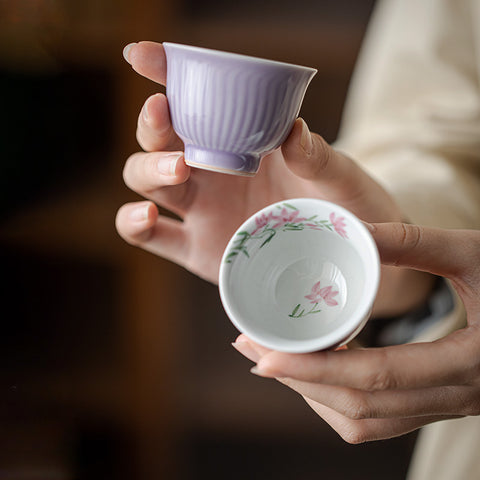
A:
<box><xmin>362</xmin><ymin>221</ymin><xmax>376</xmax><ymax>233</ymax></box>
<box><xmin>129</xmin><ymin>202</ymin><xmax>150</xmax><ymax>222</ymax></box>
<box><xmin>299</xmin><ymin>118</ymin><xmax>313</xmax><ymax>155</ymax></box>
<box><xmin>251</xmin><ymin>364</ymin><xmax>285</xmax><ymax>379</ymax></box>
<box><xmin>232</xmin><ymin>342</ymin><xmax>261</xmax><ymax>363</ymax></box>
<box><xmin>123</xmin><ymin>42</ymin><xmax>137</xmax><ymax>64</ymax></box>
<box><xmin>158</xmin><ymin>153</ymin><xmax>183</xmax><ymax>176</ymax></box>
<box><xmin>141</xmin><ymin>103</ymin><xmax>149</xmax><ymax>123</ymax></box>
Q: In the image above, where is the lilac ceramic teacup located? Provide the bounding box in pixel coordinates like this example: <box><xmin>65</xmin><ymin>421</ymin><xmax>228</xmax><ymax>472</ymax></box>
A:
<box><xmin>219</xmin><ymin>199</ymin><xmax>380</xmax><ymax>353</ymax></box>
<box><xmin>163</xmin><ymin>43</ymin><xmax>317</xmax><ymax>176</ymax></box>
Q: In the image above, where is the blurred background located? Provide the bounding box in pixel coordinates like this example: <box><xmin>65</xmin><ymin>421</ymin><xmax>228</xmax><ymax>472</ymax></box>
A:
<box><xmin>0</xmin><ymin>0</ymin><xmax>418</xmax><ymax>478</ymax></box>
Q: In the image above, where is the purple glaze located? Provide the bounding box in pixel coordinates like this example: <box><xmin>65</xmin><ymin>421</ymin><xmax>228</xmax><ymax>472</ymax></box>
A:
<box><xmin>163</xmin><ymin>43</ymin><xmax>317</xmax><ymax>176</ymax></box>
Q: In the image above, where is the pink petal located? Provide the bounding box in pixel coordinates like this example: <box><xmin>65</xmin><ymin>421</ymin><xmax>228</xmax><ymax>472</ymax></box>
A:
<box><xmin>319</xmin><ymin>286</ymin><xmax>332</xmax><ymax>298</ymax></box>
<box><xmin>316</xmin><ymin>285</ymin><xmax>340</xmax><ymax>306</ymax></box>
<box><xmin>328</xmin><ymin>289</ymin><xmax>339</xmax><ymax>299</ymax></box>
<box><xmin>252</xmin><ymin>214</ymin><xmax>269</xmax><ymax>234</ymax></box>
<box><xmin>305</xmin><ymin>293</ymin><xmax>321</xmax><ymax>303</ymax></box>
<box><xmin>325</xmin><ymin>289</ymin><xmax>339</xmax><ymax>306</ymax></box>
<box><xmin>311</xmin><ymin>281</ymin><xmax>322</xmax><ymax>294</ymax></box>
<box><xmin>324</xmin><ymin>296</ymin><xmax>339</xmax><ymax>307</ymax></box>
<box><xmin>335</xmin><ymin>226</ymin><xmax>348</xmax><ymax>239</ymax></box>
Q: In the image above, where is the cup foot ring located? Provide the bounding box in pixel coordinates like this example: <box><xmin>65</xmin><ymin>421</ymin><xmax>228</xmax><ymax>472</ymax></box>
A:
<box><xmin>184</xmin><ymin>145</ymin><xmax>260</xmax><ymax>176</ymax></box>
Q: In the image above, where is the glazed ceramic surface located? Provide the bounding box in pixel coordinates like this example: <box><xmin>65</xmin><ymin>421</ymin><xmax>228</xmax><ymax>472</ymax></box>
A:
<box><xmin>219</xmin><ymin>199</ymin><xmax>380</xmax><ymax>353</ymax></box>
<box><xmin>163</xmin><ymin>43</ymin><xmax>317</xmax><ymax>176</ymax></box>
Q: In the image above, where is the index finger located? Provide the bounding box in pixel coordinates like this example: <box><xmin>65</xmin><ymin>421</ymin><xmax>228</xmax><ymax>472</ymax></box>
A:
<box><xmin>252</xmin><ymin>326</ymin><xmax>479</xmax><ymax>391</ymax></box>
<box><xmin>124</xmin><ymin>41</ymin><xmax>167</xmax><ymax>85</ymax></box>
<box><xmin>369</xmin><ymin>223</ymin><xmax>479</xmax><ymax>281</ymax></box>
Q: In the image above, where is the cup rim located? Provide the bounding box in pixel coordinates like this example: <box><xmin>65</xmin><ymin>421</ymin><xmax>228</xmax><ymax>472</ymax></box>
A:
<box><xmin>163</xmin><ymin>42</ymin><xmax>318</xmax><ymax>75</ymax></box>
<box><xmin>219</xmin><ymin>198</ymin><xmax>380</xmax><ymax>353</ymax></box>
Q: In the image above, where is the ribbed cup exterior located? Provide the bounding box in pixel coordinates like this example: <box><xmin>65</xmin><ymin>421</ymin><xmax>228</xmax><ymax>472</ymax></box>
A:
<box><xmin>164</xmin><ymin>43</ymin><xmax>317</xmax><ymax>175</ymax></box>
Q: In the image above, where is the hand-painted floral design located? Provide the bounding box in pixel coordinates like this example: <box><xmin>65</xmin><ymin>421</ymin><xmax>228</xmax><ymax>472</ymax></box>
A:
<box><xmin>289</xmin><ymin>302</ymin><xmax>322</xmax><ymax>318</ymax></box>
<box><xmin>224</xmin><ymin>203</ymin><xmax>349</xmax><ymax>263</ymax></box>
<box><xmin>251</xmin><ymin>212</ymin><xmax>274</xmax><ymax>235</ymax></box>
<box><xmin>304</xmin><ymin>281</ymin><xmax>339</xmax><ymax>306</ymax></box>
<box><xmin>271</xmin><ymin>208</ymin><xmax>306</xmax><ymax>229</ymax></box>
<box><xmin>329</xmin><ymin>212</ymin><xmax>348</xmax><ymax>239</ymax></box>
<box><xmin>289</xmin><ymin>281</ymin><xmax>339</xmax><ymax>318</ymax></box>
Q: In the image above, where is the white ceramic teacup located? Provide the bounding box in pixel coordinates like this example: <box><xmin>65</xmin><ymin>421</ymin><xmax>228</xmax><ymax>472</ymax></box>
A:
<box><xmin>219</xmin><ymin>198</ymin><xmax>380</xmax><ymax>353</ymax></box>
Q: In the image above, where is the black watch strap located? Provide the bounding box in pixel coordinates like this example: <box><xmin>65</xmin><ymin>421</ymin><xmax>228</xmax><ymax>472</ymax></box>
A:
<box><xmin>357</xmin><ymin>277</ymin><xmax>455</xmax><ymax>347</ymax></box>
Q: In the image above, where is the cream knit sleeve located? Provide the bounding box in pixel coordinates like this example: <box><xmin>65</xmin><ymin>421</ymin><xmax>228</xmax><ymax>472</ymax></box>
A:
<box><xmin>335</xmin><ymin>0</ymin><xmax>480</xmax><ymax>229</ymax></box>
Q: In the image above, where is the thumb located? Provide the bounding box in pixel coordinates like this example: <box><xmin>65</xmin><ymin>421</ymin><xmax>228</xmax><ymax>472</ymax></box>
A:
<box><xmin>368</xmin><ymin>222</ymin><xmax>479</xmax><ymax>282</ymax></box>
<box><xmin>282</xmin><ymin>118</ymin><xmax>356</xmax><ymax>183</ymax></box>
<box><xmin>281</xmin><ymin>119</ymin><xmax>400</xmax><ymax>222</ymax></box>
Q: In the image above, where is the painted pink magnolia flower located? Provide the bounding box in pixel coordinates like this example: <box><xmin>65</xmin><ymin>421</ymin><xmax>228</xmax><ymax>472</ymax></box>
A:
<box><xmin>305</xmin><ymin>281</ymin><xmax>339</xmax><ymax>307</ymax></box>
<box><xmin>272</xmin><ymin>208</ymin><xmax>306</xmax><ymax>228</ymax></box>
<box><xmin>329</xmin><ymin>212</ymin><xmax>348</xmax><ymax>238</ymax></box>
<box><xmin>251</xmin><ymin>212</ymin><xmax>273</xmax><ymax>235</ymax></box>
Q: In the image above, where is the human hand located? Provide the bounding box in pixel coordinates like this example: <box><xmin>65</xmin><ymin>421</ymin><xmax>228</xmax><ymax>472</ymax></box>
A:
<box><xmin>115</xmin><ymin>41</ymin><xmax>433</xmax><ymax>316</ymax></box>
<box><xmin>233</xmin><ymin>223</ymin><xmax>480</xmax><ymax>443</ymax></box>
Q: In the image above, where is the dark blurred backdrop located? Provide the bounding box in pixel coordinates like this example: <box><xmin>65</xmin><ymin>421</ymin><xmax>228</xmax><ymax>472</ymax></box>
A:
<box><xmin>0</xmin><ymin>1</ymin><xmax>418</xmax><ymax>479</ymax></box>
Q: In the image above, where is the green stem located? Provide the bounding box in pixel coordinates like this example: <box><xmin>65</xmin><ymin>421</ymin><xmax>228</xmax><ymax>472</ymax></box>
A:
<box><xmin>289</xmin><ymin>303</ymin><xmax>321</xmax><ymax>318</ymax></box>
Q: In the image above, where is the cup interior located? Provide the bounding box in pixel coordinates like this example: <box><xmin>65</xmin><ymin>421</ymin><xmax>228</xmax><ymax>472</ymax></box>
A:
<box><xmin>219</xmin><ymin>199</ymin><xmax>380</xmax><ymax>352</ymax></box>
